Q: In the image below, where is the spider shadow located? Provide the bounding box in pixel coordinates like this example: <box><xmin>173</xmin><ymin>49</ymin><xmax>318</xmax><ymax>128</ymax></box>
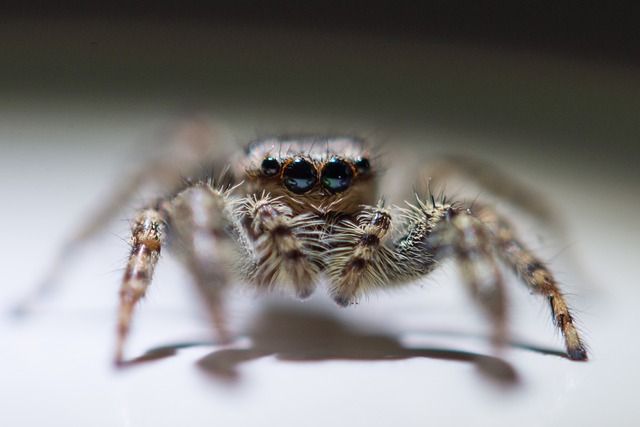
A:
<box><xmin>122</xmin><ymin>306</ymin><xmax>574</xmax><ymax>387</ymax></box>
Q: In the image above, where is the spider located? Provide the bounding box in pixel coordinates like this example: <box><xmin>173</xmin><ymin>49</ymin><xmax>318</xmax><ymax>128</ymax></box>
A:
<box><xmin>115</xmin><ymin>131</ymin><xmax>588</xmax><ymax>365</ymax></box>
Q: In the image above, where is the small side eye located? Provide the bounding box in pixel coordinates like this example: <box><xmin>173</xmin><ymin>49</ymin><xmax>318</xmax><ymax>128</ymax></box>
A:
<box><xmin>283</xmin><ymin>158</ymin><xmax>317</xmax><ymax>194</ymax></box>
<box><xmin>260</xmin><ymin>157</ymin><xmax>280</xmax><ymax>176</ymax></box>
<box><xmin>321</xmin><ymin>158</ymin><xmax>354</xmax><ymax>193</ymax></box>
<box><xmin>354</xmin><ymin>157</ymin><xmax>371</xmax><ymax>175</ymax></box>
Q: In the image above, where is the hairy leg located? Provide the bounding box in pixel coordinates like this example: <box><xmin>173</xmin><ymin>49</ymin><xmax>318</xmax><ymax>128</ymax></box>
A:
<box><xmin>169</xmin><ymin>182</ymin><xmax>250</xmax><ymax>346</ymax></box>
<box><xmin>116</xmin><ymin>203</ymin><xmax>167</xmax><ymax>364</ymax></box>
<box><xmin>477</xmin><ymin>205</ymin><xmax>588</xmax><ymax>360</ymax></box>
<box><xmin>406</xmin><ymin>199</ymin><xmax>508</xmax><ymax>347</ymax></box>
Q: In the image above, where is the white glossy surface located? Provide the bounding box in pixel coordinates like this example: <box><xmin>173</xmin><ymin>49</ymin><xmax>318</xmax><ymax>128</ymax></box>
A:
<box><xmin>1</xmin><ymin>101</ymin><xmax>638</xmax><ymax>427</ymax></box>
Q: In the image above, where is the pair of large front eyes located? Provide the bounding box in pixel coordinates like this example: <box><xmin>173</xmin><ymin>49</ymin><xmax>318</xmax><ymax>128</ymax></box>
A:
<box><xmin>260</xmin><ymin>157</ymin><xmax>368</xmax><ymax>194</ymax></box>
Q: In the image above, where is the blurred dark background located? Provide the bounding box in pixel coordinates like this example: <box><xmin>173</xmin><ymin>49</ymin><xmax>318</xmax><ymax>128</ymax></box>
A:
<box><xmin>1</xmin><ymin>1</ymin><xmax>638</xmax><ymax>182</ymax></box>
<box><xmin>2</xmin><ymin>1</ymin><xmax>637</xmax><ymax>64</ymax></box>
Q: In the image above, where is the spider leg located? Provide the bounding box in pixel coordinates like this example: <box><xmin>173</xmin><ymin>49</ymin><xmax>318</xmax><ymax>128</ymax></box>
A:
<box><xmin>477</xmin><ymin>205</ymin><xmax>588</xmax><ymax>360</ymax></box>
<box><xmin>168</xmin><ymin>183</ymin><xmax>251</xmax><ymax>348</ymax></box>
<box><xmin>397</xmin><ymin>200</ymin><xmax>508</xmax><ymax>348</ymax></box>
<box><xmin>427</xmin><ymin>204</ymin><xmax>508</xmax><ymax>348</ymax></box>
<box><xmin>244</xmin><ymin>196</ymin><xmax>323</xmax><ymax>299</ymax></box>
<box><xmin>116</xmin><ymin>203</ymin><xmax>167</xmax><ymax>364</ymax></box>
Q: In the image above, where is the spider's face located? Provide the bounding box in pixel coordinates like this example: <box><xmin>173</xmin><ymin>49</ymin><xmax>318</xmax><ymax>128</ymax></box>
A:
<box><xmin>241</xmin><ymin>136</ymin><xmax>378</xmax><ymax>214</ymax></box>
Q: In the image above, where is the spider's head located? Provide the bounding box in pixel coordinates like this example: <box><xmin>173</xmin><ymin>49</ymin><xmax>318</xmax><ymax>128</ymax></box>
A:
<box><xmin>241</xmin><ymin>136</ymin><xmax>378</xmax><ymax>214</ymax></box>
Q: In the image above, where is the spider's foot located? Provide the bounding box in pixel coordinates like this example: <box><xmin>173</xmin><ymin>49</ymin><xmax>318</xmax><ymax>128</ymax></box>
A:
<box><xmin>331</xmin><ymin>293</ymin><xmax>355</xmax><ymax>308</ymax></box>
<box><xmin>567</xmin><ymin>345</ymin><xmax>588</xmax><ymax>361</ymax></box>
<box><xmin>295</xmin><ymin>287</ymin><xmax>315</xmax><ymax>300</ymax></box>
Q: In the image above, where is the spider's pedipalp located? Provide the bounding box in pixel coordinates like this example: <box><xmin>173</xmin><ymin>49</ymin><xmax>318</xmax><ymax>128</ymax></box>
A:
<box><xmin>326</xmin><ymin>203</ymin><xmax>403</xmax><ymax>306</ymax></box>
<box><xmin>244</xmin><ymin>195</ymin><xmax>324</xmax><ymax>299</ymax></box>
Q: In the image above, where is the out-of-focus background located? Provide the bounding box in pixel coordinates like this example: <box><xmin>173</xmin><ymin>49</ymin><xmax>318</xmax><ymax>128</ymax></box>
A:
<box><xmin>1</xmin><ymin>2</ymin><xmax>638</xmax><ymax>426</ymax></box>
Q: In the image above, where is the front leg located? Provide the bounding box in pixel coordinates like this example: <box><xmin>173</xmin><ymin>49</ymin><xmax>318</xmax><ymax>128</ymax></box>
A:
<box><xmin>116</xmin><ymin>203</ymin><xmax>167</xmax><ymax>364</ymax></box>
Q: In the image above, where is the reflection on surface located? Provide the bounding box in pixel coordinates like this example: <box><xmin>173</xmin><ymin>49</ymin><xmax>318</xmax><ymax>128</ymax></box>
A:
<box><xmin>118</xmin><ymin>306</ymin><xmax>559</xmax><ymax>386</ymax></box>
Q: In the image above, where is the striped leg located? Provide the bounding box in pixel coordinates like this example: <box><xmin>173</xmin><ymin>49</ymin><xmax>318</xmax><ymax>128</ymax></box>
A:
<box><xmin>478</xmin><ymin>206</ymin><xmax>588</xmax><ymax>360</ymax></box>
<box><xmin>170</xmin><ymin>183</ymin><xmax>249</xmax><ymax>347</ymax></box>
<box><xmin>425</xmin><ymin>203</ymin><xmax>508</xmax><ymax>348</ymax></box>
<box><xmin>116</xmin><ymin>205</ymin><xmax>167</xmax><ymax>364</ymax></box>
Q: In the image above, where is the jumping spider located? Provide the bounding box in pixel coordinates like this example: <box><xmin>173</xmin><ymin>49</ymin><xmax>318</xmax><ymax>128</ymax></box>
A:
<box><xmin>116</xmin><ymin>133</ymin><xmax>588</xmax><ymax>364</ymax></box>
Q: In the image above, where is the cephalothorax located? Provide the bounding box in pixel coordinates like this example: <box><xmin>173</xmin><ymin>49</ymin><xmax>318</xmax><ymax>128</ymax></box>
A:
<box><xmin>116</xmin><ymin>134</ymin><xmax>588</xmax><ymax>364</ymax></box>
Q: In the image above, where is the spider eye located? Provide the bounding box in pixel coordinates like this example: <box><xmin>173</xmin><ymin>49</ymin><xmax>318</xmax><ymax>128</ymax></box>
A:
<box><xmin>282</xmin><ymin>158</ymin><xmax>317</xmax><ymax>194</ymax></box>
<box><xmin>321</xmin><ymin>158</ymin><xmax>354</xmax><ymax>193</ymax></box>
<box><xmin>260</xmin><ymin>157</ymin><xmax>280</xmax><ymax>176</ymax></box>
<box><xmin>354</xmin><ymin>157</ymin><xmax>371</xmax><ymax>175</ymax></box>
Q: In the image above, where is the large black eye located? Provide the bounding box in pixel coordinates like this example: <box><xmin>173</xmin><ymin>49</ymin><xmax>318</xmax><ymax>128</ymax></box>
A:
<box><xmin>260</xmin><ymin>156</ymin><xmax>280</xmax><ymax>176</ymax></box>
<box><xmin>321</xmin><ymin>158</ymin><xmax>354</xmax><ymax>193</ymax></box>
<box><xmin>354</xmin><ymin>157</ymin><xmax>371</xmax><ymax>175</ymax></box>
<box><xmin>283</xmin><ymin>158</ymin><xmax>317</xmax><ymax>194</ymax></box>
